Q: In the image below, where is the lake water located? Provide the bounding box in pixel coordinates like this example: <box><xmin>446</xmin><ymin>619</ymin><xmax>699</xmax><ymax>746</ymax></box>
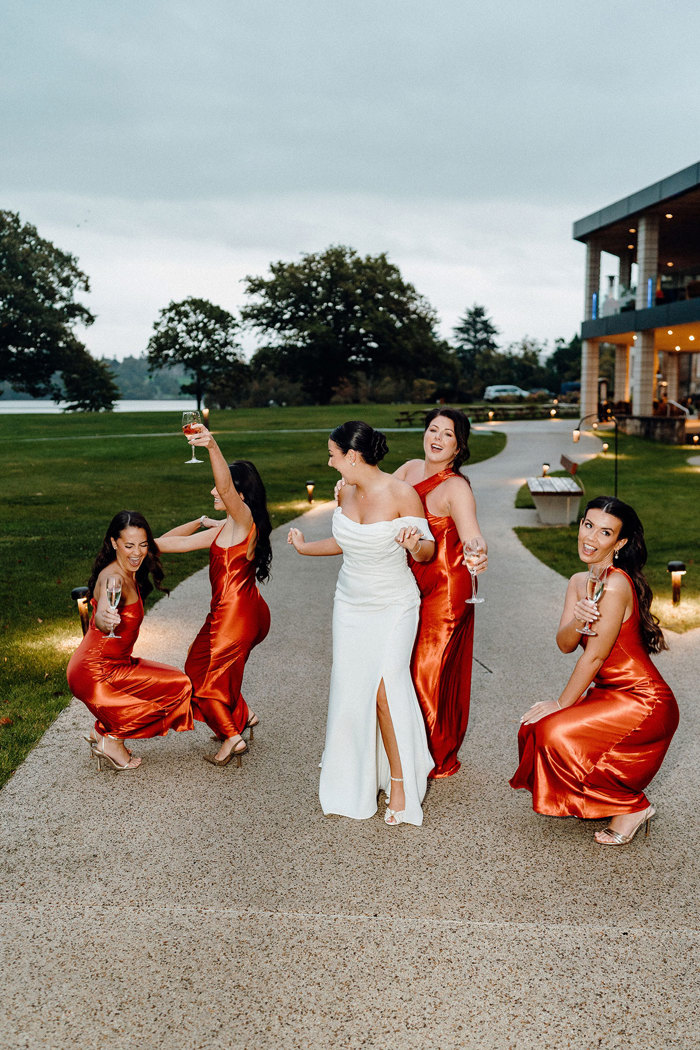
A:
<box><xmin>0</xmin><ymin>399</ymin><xmax>198</xmax><ymax>414</ymax></box>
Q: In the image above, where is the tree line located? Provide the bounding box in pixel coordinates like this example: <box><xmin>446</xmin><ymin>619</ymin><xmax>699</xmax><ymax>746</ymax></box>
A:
<box><xmin>1</xmin><ymin>210</ymin><xmax>585</xmax><ymax>411</ymax></box>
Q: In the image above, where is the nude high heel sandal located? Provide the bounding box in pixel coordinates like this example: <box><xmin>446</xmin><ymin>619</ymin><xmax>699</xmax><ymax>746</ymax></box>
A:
<box><xmin>244</xmin><ymin>713</ymin><xmax>260</xmax><ymax>742</ymax></box>
<box><xmin>204</xmin><ymin>736</ymin><xmax>248</xmax><ymax>768</ymax></box>
<box><xmin>385</xmin><ymin>777</ymin><xmax>406</xmax><ymax>826</ymax></box>
<box><xmin>91</xmin><ymin>735</ymin><xmax>140</xmax><ymax>772</ymax></box>
<box><xmin>594</xmin><ymin>805</ymin><xmax>655</xmax><ymax>845</ymax></box>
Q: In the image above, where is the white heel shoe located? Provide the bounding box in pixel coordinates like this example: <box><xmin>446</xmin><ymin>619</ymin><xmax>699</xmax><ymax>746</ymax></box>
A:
<box><xmin>384</xmin><ymin>776</ymin><xmax>406</xmax><ymax>826</ymax></box>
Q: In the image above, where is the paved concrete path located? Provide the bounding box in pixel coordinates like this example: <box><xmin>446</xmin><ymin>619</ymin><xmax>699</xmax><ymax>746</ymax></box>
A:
<box><xmin>1</xmin><ymin>420</ymin><xmax>696</xmax><ymax>1050</ymax></box>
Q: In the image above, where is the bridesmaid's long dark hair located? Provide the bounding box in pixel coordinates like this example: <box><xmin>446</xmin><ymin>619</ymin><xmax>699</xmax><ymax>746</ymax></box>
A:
<box><xmin>228</xmin><ymin>460</ymin><xmax>272</xmax><ymax>583</ymax></box>
<box><xmin>423</xmin><ymin>407</ymin><xmax>471</xmax><ymax>470</ymax></box>
<box><xmin>87</xmin><ymin>510</ymin><xmax>168</xmax><ymax>601</ymax></box>
<box><xmin>584</xmin><ymin>496</ymin><xmax>667</xmax><ymax>654</ymax></box>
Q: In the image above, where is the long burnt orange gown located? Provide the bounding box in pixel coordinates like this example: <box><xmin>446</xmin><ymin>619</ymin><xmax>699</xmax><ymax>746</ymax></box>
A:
<box><xmin>185</xmin><ymin>526</ymin><xmax>270</xmax><ymax>738</ymax></box>
<box><xmin>66</xmin><ymin>594</ymin><xmax>193</xmax><ymax>737</ymax></box>
<box><xmin>411</xmin><ymin>468</ymin><xmax>475</xmax><ymax>778</ymax></box>
<box><xmin>510</xmin><ymin>568</ymin><xmax>679</xmax><ymax>816</ymax></box>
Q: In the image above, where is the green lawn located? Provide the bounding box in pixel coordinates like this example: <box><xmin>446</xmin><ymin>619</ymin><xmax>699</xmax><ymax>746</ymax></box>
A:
<box><xmin>514</xmin><ymin>432</ymin><xmax>700</xmax><ymax>632</ymax></box>
<box><xmin>0</xmin><ymin>405</ymin><xmax>505</xmax><ymax>787</ymax></box>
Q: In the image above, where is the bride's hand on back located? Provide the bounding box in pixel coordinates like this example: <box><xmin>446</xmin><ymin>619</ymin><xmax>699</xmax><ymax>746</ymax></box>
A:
<box><xmin>394</xmin><ymin>525</ymin><xmax>423</xmax><ymax>555</ymax></box>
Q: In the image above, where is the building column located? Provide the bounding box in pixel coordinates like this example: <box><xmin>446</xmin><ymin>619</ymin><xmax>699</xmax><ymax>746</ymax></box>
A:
<box><xmin>632</xmin><ymin>331</ymin><xmax>656</xmax><ymax>414</ymax></box>
<box><xmin>665</xmin><ymin>352</ymin><xmax>680</xmax><ymax>402</ymax></box>
<box><xmin>635</xmin><ymin>215</ymin><xmax>659</xmax><ymax>310</ymax></box>
<box><xmin>613</xmin><ymin>344</ymin><xmax>630</xmax><ymax>402</ymax></box>
<box><xmin>584</xmin><ymin>238</ymin><xmax>601</xmax><ymax>319</ymax></box>
<box><xmin>580</xmin><ymin>339</ymin><xmax>599</xmax><ymax>419</ymax></box>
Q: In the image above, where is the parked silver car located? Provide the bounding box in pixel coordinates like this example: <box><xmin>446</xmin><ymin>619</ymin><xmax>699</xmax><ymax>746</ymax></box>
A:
<box><xmin>482</xmin><ymin>384</ymin><xmax>530</xmax><ymax>401</ymax></box>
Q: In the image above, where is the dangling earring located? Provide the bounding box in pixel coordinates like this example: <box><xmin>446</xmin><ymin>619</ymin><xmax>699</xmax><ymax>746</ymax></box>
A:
<box><xmin>613</xmin><ymin>549</ymin><xmax>618</xmax><ymax>562</ymax></box>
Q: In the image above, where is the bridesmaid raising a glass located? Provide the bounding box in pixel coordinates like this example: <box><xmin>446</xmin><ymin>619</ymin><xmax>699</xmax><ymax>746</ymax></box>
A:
<box><xmin>394</xmin><ymin>408</ymin><xmax>487</xmax><ymax>778</ymax></box>
<box><xmin>156</xmin><ymin>426</ymin><xmax>272</xmax><ymax>767</ymax></box>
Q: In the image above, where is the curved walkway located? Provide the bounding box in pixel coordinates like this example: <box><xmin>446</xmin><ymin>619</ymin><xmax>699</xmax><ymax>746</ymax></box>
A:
<box><xmin>0</xmin><ymin>420</ymin><xmax>696</xmax><ymax>1050</ymax></box>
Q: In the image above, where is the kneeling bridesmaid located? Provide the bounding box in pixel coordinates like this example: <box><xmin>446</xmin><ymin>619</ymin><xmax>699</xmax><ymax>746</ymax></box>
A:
<box><xmin>67</xmin><ymin>511</ymin><xmax>193</xmax><ymax>771</ymax></box>
<box><xmin>510</xmin><ymin>496</ymin><xmax>679</xmax><ymax>846</ymax></box>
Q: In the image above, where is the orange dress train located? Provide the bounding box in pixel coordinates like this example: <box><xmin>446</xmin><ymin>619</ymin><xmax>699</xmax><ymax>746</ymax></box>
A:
<box><xmin>411</xmin><ymin>468</ymin><xmax>475</xmax><ymax>778</ymax></box>
<box><xmin>185</xmin><ymin>527</ymin><xmax>270</xmax><ymax>738</ymax></box>
<box><xmin>510</xmin><ymin>568</ymin><xmax>679</xmax><ymax>817</ymax></box>
<box><xmin>66</xmin><ymin>595</ymin><xmax>193</xmax><ymax>738</ymax></box>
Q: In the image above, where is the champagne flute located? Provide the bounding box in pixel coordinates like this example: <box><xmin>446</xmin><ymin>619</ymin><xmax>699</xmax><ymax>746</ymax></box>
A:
<box><xmin>576</xmin><ymin>564</ymin><xmax>607</xmax><ymax>635</ymax></box>
<box><xmin>182</xmin><ymin>410</ymin><xmax>203</xmax><ymax>464</ymax></box>
<box><xmin>105</xmin><ymin>575</ymin><xmax>122</xmax><ymax>639</ymax></box>
<box><xmin>464</xmin><ymin>539</ymin><xmax>485</xmax><ymax>604</ymax></box>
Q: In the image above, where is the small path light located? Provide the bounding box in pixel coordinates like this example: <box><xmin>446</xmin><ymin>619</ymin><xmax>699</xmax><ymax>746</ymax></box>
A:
<box><xmin>71</xmin><ymin>586</ymin><xmax>90</xmax><ymax>635</ymax></box>
<box><xmin>541</xmin><ymin>462</ymin><xmax>550</xmax><ymax>476</ymax></box>
<box><xmin>306</xmin><ymin>480</ymin><xmax>315</xmax><ymax>503</ymax></box>
<box><xmin>201</xmin><ymin>407</ymin><xmax>210</xmax><ymax>428</ymax></box>
<box><xmin>488</xmin><ymin>410</ymin><xmax>494</xmax><ymax>421</ymax></box>
<box><xmin>549</xmin><ymin>408</ymin><xmax>557</xmax><ymax>417</ymax></box>
<box><xmin>602</xmin><ymin>442</ymin><xmax>609</xmax><ymax>452</ymax></box>
<box><xmin>667</xmin><ymin>561</ymin><xmax>686</xmax><ymax>605</ymax></box>
<box><xmin>574</xmin><ymin>412</ymin><xmax>618</xmax><ymax>496</ymax></box>
<box><xmin>693</xmin><ymin>435</ymin><xmax>699</xmax><ymax>445</ymax></box>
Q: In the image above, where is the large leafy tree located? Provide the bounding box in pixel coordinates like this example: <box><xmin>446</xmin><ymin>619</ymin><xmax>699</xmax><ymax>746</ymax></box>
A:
<box><xmin>146</xmin><ymin>298</ymin><xmax>245</xmax><ymax>410</ymax></box>
<box><xmin>0</xmin><ymin>210</ymin><xmax>95</xmax><ymax>397</ymax></box>
<box><xmin>241</xmin><ymin>245</ymin><xmax>448</xmax><ymax>403</ymax></box>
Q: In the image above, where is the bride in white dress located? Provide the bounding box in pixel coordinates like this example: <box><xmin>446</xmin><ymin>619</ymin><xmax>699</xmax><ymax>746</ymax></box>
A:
<box><xmin>288</xmin><ymin>421</ymin><xmax>435</xmax><ymax>826</ymax></box>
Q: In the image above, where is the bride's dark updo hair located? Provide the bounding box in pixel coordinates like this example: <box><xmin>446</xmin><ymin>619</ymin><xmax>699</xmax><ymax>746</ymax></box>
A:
<box><xmin>329</xmin><ymin>420</ymin><xmax>389</xmax><ymax>465</ymax></box>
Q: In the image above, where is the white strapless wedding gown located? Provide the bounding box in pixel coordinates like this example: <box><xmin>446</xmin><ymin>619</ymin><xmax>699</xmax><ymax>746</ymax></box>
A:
<box><xmin>319</xmin><ymin>508</ymin><xmax>435</xmax><ymax>826</ymax></box>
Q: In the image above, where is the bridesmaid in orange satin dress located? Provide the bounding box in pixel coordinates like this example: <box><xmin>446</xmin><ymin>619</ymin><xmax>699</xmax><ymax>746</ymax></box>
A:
<box><xmin>394</xmin><ymin>409</ymin><xmax>488</xmax><ymax>778</ymax></box>
<box><xmin>511</xmin><ymin>496</ymin><xmax>679</xmax><ymax>846</ymax></box>
<box><xmin>67</xmin><ymin>511</ymin><xmax>193</xmax><ymax>771</ymax></box>
<box><xmin>157</xmin><ymin>426</ymin><xmax>271</xmax><ymax>767</ymax></box>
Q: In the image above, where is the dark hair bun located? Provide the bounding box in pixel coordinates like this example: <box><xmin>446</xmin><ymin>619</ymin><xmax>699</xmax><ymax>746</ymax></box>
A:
<box><xmin>371</xmin><ymin>431</ymin><xmax>388</xmax><ymax>463</ymax></box>
<box><xmin>329</xmin><ymin>420</ymin><xmax>389</xmax><ymax>466</ymax></box>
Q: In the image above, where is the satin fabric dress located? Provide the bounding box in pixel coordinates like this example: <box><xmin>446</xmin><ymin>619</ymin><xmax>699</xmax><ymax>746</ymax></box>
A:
<box><xmin>185</xmin><ymin>525</ymin><xmax>270</xmax><ymax>738</ymax></box>
<box><xmin>410</xmin><ymin>468</ymin><xmax>475</xmax><ymax>778</ymax></box>
<box><xmin>510</xmin><ymin>568</ymin><xmax>679</xmax><ymax>817</ymax></box>
<box><xmin>319</xmin><ymin>509</ymin><xmax>435</xmax><ymax>826</ymax></box>
<box><xmin>67</xmin><ymin>594</ymin><xmax>193</xmax><ymax>738</ymax></box>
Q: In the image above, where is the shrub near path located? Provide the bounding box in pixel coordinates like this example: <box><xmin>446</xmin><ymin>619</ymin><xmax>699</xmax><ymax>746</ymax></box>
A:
<box><xmin>0</xmin><ymin>405</ymin><xmax>505</xmax><ymax>787</ymax></box>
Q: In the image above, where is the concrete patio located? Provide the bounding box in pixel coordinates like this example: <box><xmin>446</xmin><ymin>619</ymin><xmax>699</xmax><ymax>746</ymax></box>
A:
<box><xmin>0</xmin><ymin>419</ymin><xmax>696</xmax><ymax>1050</ymax></box>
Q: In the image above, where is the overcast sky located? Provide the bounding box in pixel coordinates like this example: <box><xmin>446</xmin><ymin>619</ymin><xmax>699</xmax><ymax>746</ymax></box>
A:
<box><xmin>3</xmin><ymin>0</ymin><xmax>699</xmax><ymax>361</ymax></box>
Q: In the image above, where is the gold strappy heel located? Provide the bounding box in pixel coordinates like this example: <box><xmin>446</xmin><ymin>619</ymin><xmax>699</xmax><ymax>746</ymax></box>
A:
<box><xmin>91</xmin><ymin>735</ymin><xmax>140</xmax><ymax>772</ymax></box>
<box><xmin>594</xmin><ymin>805</ymin><xmax>655</xmax><ymax>845</ymax></box>
<box><xmin>204</xmin><ymin>736</ymin><xmax>248</xmax><ymax>768</ymax></box>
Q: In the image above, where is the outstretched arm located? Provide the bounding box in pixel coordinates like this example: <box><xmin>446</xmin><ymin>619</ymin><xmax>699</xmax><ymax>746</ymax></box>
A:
<box><xmin>444</xmin><ymin>478</ymin><xmax>487</xmax><ymax>575</ymax></box>
<box><xmin>156</xmin><ymin>517</ymin><xmax>220</xmax><ymax>553</ymax></box>
<box><xmin>287</xmin><ymin>527</ymin><xmax>342</xmax><ymax>556</ymax></box>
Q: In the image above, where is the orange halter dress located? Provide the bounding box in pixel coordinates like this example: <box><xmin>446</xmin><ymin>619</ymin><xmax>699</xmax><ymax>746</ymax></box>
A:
<box><xmin>510</xmin><ymin>568</ymin><xmax>679</xmax><ymax>817</ymax></box>
<box><xmin>411</xmin><ymin>468</ymin><xmax>476</xmax><ymax>778</ymax></box>
<box><xmin>66</xmin><ymin>593</ymin><xmax>193</xmax><ymax>738</ymax></box>
<box><xmin>185</xmin><ymin>525</ymin><xmax>270</xmax><ymax>738</ymax></box>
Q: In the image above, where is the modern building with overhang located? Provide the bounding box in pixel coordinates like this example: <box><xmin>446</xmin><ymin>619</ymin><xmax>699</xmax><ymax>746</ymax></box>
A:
<box><xmin>573</xmin><ymin>162</ymin><xmax>700</xmax><ymax>440</ymax></box>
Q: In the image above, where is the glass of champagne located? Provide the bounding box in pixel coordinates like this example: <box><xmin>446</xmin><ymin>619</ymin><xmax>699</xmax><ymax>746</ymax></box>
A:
<box><xmin>464</xmin><ymin>539</ymin><xmax>485</xmax><ymax>604</ymax></box>
<box><xmin>182</xmin><ymin>410</ymin><xmax>203</xmax><ymax>463</ymax></box>
<box><xmin>576</xmin><ymin>563</ymin><xmax>607</xmax><ymax>636</ymax></box>
<box><xmin>105</xmin><ymin>575</ymin><xmax>122</xmax><ymax>639</ymax></box>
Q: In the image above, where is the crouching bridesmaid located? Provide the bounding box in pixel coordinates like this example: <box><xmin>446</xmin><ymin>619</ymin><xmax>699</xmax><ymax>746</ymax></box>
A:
<box><xmin>510</xmin><ymin>496</ymin><xmax>679</xmax><ymax>845</ymax></box>
<box><xmin>67</xmin><ymin>510</ymin><xmax>193</xmax><ymax>771</ymax></box>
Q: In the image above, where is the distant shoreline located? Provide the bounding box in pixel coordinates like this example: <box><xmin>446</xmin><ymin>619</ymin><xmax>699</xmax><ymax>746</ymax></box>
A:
<box><xmin>0</xmin><ymin>398</ymin><xmax>199</xmax><ymax>414</ymax></box>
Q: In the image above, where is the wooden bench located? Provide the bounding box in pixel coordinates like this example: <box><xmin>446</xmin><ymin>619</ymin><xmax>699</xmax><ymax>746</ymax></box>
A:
<box><xmin>527</xmin><ymin>455</ymin><xmax>583</xmax><ymax>525</ymax></box>
<box><xmin>394</xmin><ymin>410</ymin><xmax>424</xmax><ymax>427</ymax></box>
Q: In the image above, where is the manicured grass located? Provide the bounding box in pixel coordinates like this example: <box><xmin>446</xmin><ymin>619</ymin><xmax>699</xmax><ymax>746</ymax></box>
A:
<box><xmin>0</xmin><ymin>405</ymin><xmax>505</xmax><ymax>787</ymax></box>
<box><xmin>514</xmin><ymin>432</ymin><xmax>700</xmax><ymax>632</ymax></box>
